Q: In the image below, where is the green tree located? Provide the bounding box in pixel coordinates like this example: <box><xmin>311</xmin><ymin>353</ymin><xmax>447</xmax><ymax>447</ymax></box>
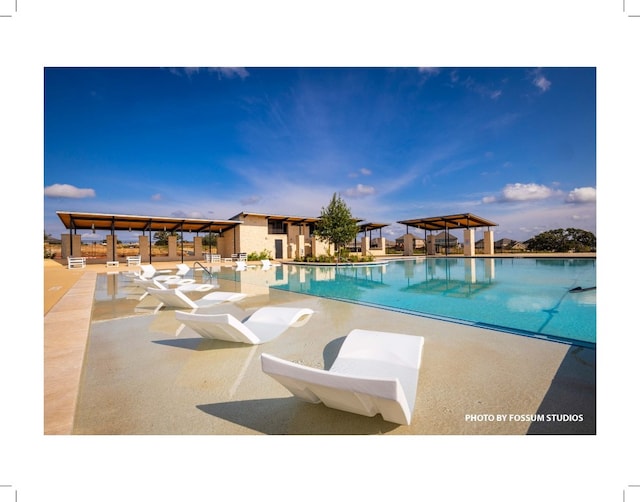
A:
<box><xmin>526</xmin><ymin>228</ymin><xmax>596</xmax><ymax>252</ymax></box>
<box><xmin>315</xmin><ymin>193</ymin><xmax>359</xmax><ymax>263</ymax></box>
<box><xmin>202</xmin><ymin>233</ymin><xmax>218</xmax><ymax>247</ymax></box>
<box><xmin>153</xmin><ymin>231</ymin><xmax>182</xmax><ymax>245</ymax></box>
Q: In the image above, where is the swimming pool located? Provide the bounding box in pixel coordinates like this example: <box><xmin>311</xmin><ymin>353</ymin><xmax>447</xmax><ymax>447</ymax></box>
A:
<box><xmin>218</xmin><ymin>257</ymin><xmax>596</xmax><ymax>347</ymax></box>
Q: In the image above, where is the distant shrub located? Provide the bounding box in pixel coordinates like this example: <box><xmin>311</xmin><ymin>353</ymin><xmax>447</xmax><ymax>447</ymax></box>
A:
<box><xmin>247</xmin><ymin>249</ymin><xmax>272</xmax><ymax>261</ymax></box>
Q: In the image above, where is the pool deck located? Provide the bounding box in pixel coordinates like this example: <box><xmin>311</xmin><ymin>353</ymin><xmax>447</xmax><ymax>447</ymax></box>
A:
<box><xmin>43</xmin><ymin>255</ymin><xmax>596</xmax><ymax>435</ymax></box>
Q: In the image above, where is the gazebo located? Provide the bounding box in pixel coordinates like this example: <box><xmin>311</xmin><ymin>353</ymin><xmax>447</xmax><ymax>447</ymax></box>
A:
<box><xmin>356</xmin><ymin>222</ymin><xmax>389</xmax><ymax>255</ymax></box>
<box><xmin>397</xmin><ymin>213</ymin><xmax>497</xmax><ymax>256</ymax></box>
<box><xmin>56</xmin><ymin>211</ymin><xmax>243</xmax><ymax>263</ymax></box>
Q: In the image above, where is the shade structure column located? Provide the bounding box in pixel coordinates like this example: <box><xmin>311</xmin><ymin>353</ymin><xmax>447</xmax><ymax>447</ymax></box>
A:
<box><xmin>193</xmin><ymin>236</ymin><xmax>203</xmax><ymax>259</ymax></box>
<box><xmin>106</xmin><ymin>234</ymin><xmax>117</xmax><ymax>262</ymax></box>
<box><xmin>61</xmin><ymin>233</ymin><xmax>82</xmax><ymax>259</ymax></box>
<box><xmin>139</xmin><ymin>235</ymin><xmax>150</xmax><ymax>262</ymax></box>
<box><xmin>361</xmin><ymin>236</ymin><xmax>370</xmax><ymax>257</ymax></box>
<box><xmin>463</xmin><ymin>228</ymin><xmax>475</xmax><ymax>257</ymax></box>
<box><xmin>483</xmin><ymin>230</ymin><xmax>495</xmax><ymax>255</ymax></box>
<box><xmin>426</xmin><ymin>234</ymin><xmax>436</xmax><ymax>255</ymax></box>
<box><xmin>168</xmin><ymin>235</ymin><xmax>178</xmax><ymax>259</ymax></box>
<box><xmin>403</xmin><ymin>234</ymin><xmax>413</xmax><ymax>256</ymax></box>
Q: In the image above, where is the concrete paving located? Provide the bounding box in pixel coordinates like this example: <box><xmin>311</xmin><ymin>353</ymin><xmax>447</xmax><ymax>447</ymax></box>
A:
<box><xmin>43</xmin><ymin>257</ymin><xmax>596</xmax><ymax>435</ymax></box>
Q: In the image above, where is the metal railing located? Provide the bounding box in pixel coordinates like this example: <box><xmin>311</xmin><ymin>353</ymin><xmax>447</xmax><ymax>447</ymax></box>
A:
<box><xmin>192</xmin><ymin>261</ymin><xmax>217</xmax><ymax>276</ymax></box>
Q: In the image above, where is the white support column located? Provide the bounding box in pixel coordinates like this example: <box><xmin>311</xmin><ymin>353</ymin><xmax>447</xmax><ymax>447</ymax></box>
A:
<box><xmin>483</xmin><ymin>230</ymin><xmax>495</xmax><ymax>255</ymax></box>
<box><xmin>464</xmin><ymin>228</ymin><xmax>475</xmax><ymax>256</ymax></box>
<box><xmin>427</xmin><ymin>234</ymin><xmax>436</xmax><ymax>255</ymax></box>
<box><xmin>361</xmin><ymin>236</ymin><xmax>370</xmax><ymax>257</ymax></box>
<box><xmin>403</xmin><ymin>234</ymin><xmax>413</xmax><ymax>256</ymax></box>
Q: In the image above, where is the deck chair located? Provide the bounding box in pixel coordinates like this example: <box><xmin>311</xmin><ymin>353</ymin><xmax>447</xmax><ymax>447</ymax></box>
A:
<box><xmin>235</xmin><ymin>261</ymin><xmax>248</xmax><ymax>271</ymax></box>
<box><xmin>136</xmin><ymin>277</ymin><xmax>214</xmax><ymax>293</ymax></box>
<box><xmin>134</xmin><ymin>277</ymin><xmax>166</xmax><ymax>289</ymax></box>
<box><xmin>260</xmin><ymin>259</ymin><xmax>281</xmax><ymax>269</ymax></box>
<box><xmin>146</xmin><ymin>287</ymin><xmax>247</xmax><ymax>310</ymax></box>
<box><xmin>140</xmin><ymin>264</ymin><xmax>173</xmax><ymax>279</ymax></box>
<box><xmin>261</xmin><ymin>329</ymin><xmax>424</xmax><ymax>425</ymax></box>
<box><xmin>155</xmin><ymin>263</ymin><xmax>197</xmax><ymax>286</ymax></box>
<box><xmin>175</xmin><ymin>307</ymin><xmax>314</xmax><ymax>344</ymax></box>
<box><xmin>175</xmin><ymin>263</ymin><xmax>191</xmax><ymax>276</ymax></box>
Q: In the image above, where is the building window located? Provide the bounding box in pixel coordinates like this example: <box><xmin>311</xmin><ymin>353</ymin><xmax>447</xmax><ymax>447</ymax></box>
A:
<box><xmin>268</xmin><ymin>220</ymin><xmax>288</xmax><ymax>234</ymax></box>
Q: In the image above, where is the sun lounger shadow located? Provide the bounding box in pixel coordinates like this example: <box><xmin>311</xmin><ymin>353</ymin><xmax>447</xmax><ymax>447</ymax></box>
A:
<box><xmin>196</xmin><ymin>398</ymin><xmax>398</xmax><ymax>435</ymax></box>
<box><xmin>152</xmin><ymin>337</ymin><xmax>248</xmax><ymax>352</ymax></box>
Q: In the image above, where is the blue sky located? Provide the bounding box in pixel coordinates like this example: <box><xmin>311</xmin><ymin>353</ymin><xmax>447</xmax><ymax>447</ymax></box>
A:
<box><xmin>44</xmin><ymin>67</ymin><xmax>596</xmax><ymax>243</ymax></box>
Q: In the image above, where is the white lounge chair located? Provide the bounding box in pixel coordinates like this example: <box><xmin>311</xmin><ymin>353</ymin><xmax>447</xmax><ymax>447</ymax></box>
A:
<box><xmin>175</xmin><ymin>282</ymin><xmax>217</xmax><ymax>292</ymax></box>
<box><xmin>140</xmin><ymin>263</ymin><xmax>173</xmax><ymax>279</ymax></box>
<box><xmin>134</xmin><ymin>277</ymin><xmax>166</xmax><ymax>289</ymax></box>
<box><xmin>175</xmin><ymin>263</ymin><xmax>191</xmax><ymax>276</ymax></box>
<box><xmin>261</xmin><ymin>329</ymin><xmax>425</xmax><ymax>425</ymax></box>
<box><xmin>155</xmin><ymin>263</ymin><xmax>197</xmax><ymax>286</ymax></box>
<box><xmin>146</xmin><ymin>287</ymin><xmax>247</xmax><ymax>310</ymax></box>
<box><xmin>126</xmin><ymin>255</ymin><xmax>141</xmax><ymax>266</ymax></box>
<box><xmin>260</xmin><ymin>259</ymin><xmax>281</xmax><ymax>269</ymax></box>
<box><xmin>235</xmin><ymin>261</ymin><xmax>248</xmax><ymax>271</ymax></box>
<box><xmin>175</xmin><ymin>307</ymin><xmax>314</xmax><ymax>344</ymax></box>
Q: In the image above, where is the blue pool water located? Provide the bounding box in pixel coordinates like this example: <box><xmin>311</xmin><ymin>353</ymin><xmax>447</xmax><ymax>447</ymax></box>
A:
<box><xmin>220</xmin><ymin>257</ymin><xmax>596</xmax><ymax>347</ymax></box>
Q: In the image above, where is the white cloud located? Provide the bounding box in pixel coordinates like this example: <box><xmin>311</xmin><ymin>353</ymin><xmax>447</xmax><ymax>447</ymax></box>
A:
<box><xmin>80</xmin><ymin>232</ymin><xmax>102</xmax><ymax>240</ymax></box>
<box><xmin>483</xmin><ymin>183</ymin><xmax>560</xmax><ymax>203</ymax></box>
<box><xmin>215</xmin><ymin>67</ymin><xmax>250</xmax><ymax>79</ymax></box>
<box><xmin>168</xmin><ymin>67</ymin><xmax>250</xmax><ymax>80</ymax></box>
<box><xmin>418</xmin><ymin>67</ymin><xmax>440</xmax><ymax>77</ymax></box>
<box><xmin>44</xmin><ymin>183</ymin><xmax>95</xmax><ymax>198</ymax></box>
<box><xmin>349</xmin><ymin>167</ymin><xmax>373</xmax><ymax>178</ymax></box>
<box><xmin>170</xmin><ymin>210</ymin><xmax>207</xmax><ymax>219</ymax></box>
<box><xmin>565</xmin><ymin>187</ymin><xmax>596</xmax><ymax>203</ymax></box>
<box><xmin>343</xmin><ymin>184</ymin><xmax>376</xmax><ymax>199</ymax></box>
<box><xmin>532</xmin><ymin>69</ymin><xmax>551</xmax><ymax>92</ymax></box>
<box><xmin>151</xmin><ymin>193</ymin><xmax>163</xmax><ymax>201</ymax></box>
<box><xmin>503</xmin><ymin>183</ymin><xmax>556</xmax><ymax>201</ymax></box>
<box><xmin>492</xmin><ymin>203</ymin><xmax>596</xmax><ymax>240</ymax></box>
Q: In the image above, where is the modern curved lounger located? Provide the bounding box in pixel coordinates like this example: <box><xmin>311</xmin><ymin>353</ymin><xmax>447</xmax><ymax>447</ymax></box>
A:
<box><xmin>261</xmin><ymin>329</ymin><xmax>424</xmax><ymax>425</ymax></box>
<box><xmin>140</xmin><ymin>264</ymin><xmax>173</xmax><ymax>279</ymax></box>
<box><xmin>175</xmin><ymin>307</ymin><xmax>314</xmax><ymax>344</ymax></box>
<box><xmin>146</xmin><ymin>287</ymin><xmax>247</xmax><ymax>310</ymax></box>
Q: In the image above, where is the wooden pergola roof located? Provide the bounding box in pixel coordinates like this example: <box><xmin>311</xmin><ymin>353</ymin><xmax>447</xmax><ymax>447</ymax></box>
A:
<box><xmin>56</xmin><ymin>211</ymin><xmax>243</xmax><ymax>234</ymax></box>
<box><xmin>358</xmin><ymin>223</ymin><xmax>389</xmax><ymax>232</ymax></box>
<box><xmin>358</xmin><ymin>222</ymin><xmax>389</xmax><ymax>233</ymax></box>
<box><xmin>397</xmin><ymin>213</ymin><xmax>498</xmax><ymax>232</ymax></box>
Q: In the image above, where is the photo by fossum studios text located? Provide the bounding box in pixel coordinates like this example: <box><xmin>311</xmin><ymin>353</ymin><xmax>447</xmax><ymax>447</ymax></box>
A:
<box><xmin>464</xmin><ymin>414</ymin><xmax>584</xmax><ymax>422</ymax></box>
